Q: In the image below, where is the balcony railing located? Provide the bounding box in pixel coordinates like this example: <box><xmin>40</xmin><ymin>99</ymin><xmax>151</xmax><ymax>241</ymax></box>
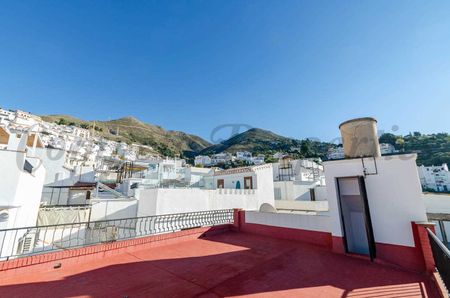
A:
<box><xmin>427</xmin><ymin>228</ymin><xmax>450</xmax><ymax>294</ymax></box>
<box><xmin>0</xmin><ymin>209</ymin><xmax>234</xmax><ymax>261</ymax></box>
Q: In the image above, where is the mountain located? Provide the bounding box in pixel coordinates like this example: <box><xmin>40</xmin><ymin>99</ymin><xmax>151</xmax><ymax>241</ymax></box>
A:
<box><xmin>41</xmin><ymin>115</ymin><xmax>211</xmax><ymax>157</ymax></box>
<box><xmin>41</xmin><ymin>114</ymin><xmax>450</xmax><ymax>166</ymax></box>
<box><xmin>200</xmin><ymin>128</ymin><xmax>294</xmax><ymax>154</ymax></box>
<box><xmin>201</xmin><ymin>128</ymin><xmax>450</xmax><ymax>166</ymax></box>
<box><xmin>200</xmin><ymin>128</ymin><xmax>334</xmax><ymax>161</ymax></box>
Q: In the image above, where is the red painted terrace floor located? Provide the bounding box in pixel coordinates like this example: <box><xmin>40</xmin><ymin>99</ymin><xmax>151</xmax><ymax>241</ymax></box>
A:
<box><xmin>0</xmin><ymin>231</ymin><xmax>440</xmax><ymax>298</ymax></box>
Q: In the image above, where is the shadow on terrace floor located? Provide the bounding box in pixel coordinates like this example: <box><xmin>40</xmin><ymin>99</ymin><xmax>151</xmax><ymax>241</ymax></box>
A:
<box><xmin>0</xmin><ymin>231</ymin><xmax>440</xmax><ymax>298</ymax></box>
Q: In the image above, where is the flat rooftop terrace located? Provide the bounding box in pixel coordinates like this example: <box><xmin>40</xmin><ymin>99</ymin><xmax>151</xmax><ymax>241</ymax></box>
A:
<box><xmin>0</xmin><ymin>231</ymin><xmax>440</xmax><ymax>298</ymax></box>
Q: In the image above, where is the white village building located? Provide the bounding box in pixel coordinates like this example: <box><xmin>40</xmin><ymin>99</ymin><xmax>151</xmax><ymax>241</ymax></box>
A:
<box><xmin>379</xmin><ymin>143</ymin><xmax>397</xmax><ymax>155</ymax></box>
<box><xmin>0</xmin><ymin>130</ymin><xmax>46</xmax><ymax>257</ymax></box>
<box><xmin>136</xmin><ymin>164</ymin><xmax>275</xmax><ymax>217</ymax></box>
<box><xmin>327</xmin><ymin>146</ymin><xmax>344</xmax><ymax>160</ymax></box>
<box><xmin>418</xmin><ymin>163</ymin><xmax>450</xmax><ymax>192</ymax></box>
<box><xmin>271</xmin><ymin>157</ymin><xmax>327</xmax><ymax>212</ymax></box>
<box><xmin>194</xmin><ymin>155</ymin><xmax>212</xmax><ymax>167</ymax></box>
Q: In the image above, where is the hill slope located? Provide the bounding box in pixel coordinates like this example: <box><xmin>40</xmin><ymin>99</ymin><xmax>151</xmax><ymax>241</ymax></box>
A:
<box><xmin>41</xmin><ymin>115</ymin><xmax>211</xmax><ymax>157</ymax></box>
<box><xmin>200</xmin><ymin>128</ymin><xmax>294</xmax><ymax>154</ymax></box>
<box><xmin>42</xmin><ymin>115</ymin><xmax>449</xmax><ymax>166</ymax></box>
<box><xmin>200</xmin><ymin>128</ymin><xmax>334</xmax><ymax>161</ymax></box>
<box><xmin>380</xmin><ymin>132</ymin><xmax>450</xmax><ymax>166</ymax></box>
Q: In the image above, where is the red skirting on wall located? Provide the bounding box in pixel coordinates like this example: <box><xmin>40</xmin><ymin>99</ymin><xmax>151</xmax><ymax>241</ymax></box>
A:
<box><xmin>234</xmin><ymin>210</ymin><xmax>434</xmax><ymax>274</ymax></box>
<box><xmin>239</xmin><ymin>222</ymin><xmax>333</xmax><ymax>248</ymax></box>
<box><xmin>375</xmin><ymin>242</ymin><xmax>425</xmax><ymax>272</ymax></box>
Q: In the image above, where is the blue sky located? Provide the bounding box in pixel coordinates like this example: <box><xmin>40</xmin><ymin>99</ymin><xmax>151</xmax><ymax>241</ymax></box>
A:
<box><xmin>0</xmin><ymin>1</ymin><xmax>449</xmax><ymax>143</ymax></box>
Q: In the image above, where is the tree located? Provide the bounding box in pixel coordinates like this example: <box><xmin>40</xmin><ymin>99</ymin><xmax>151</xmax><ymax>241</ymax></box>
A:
<box><xmin>264</xmin><ymin>156</ymin><xmax>277</xmax><ymax>163</ymax></box>
<box><xmin>158</xmin><ymin>144</ymin><xmax>175</xmax><ymax>157</ymax></box>
<box><xmin>56</xmin><ymin>118</ymin><xmax>68</xmax><ymax>125</ymax></box>
<box><xmin>379</xmin><ymin>133</ymin><xmax>397</xmax><ymax>145</ymax></box>
<box><xmin>300</xmin><ymin>139</ymin><xmax>314</xmax><ymax>157</ymax></box>
<box><xmin>395</xmin><ymin>138</ymin><xmax>405</xmax><ymax>150</ymax></box>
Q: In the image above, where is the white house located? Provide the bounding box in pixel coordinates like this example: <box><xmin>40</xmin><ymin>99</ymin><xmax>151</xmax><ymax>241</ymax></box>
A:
<box><xmin>0</xmin><ymin>109</ymin><xmax>14</xmax><ymax>125</ymax></box>
<box><xmin>211</xmin><ymin>153</ymin><xmax>232</xmax><ymax>165</ymax></box>
<box><xmin>70</xmin><ymin>126</ymin><xmax>90</xmax><ymax>139</ymax></box>
<box><xmin>0</xmin><ymin>132</ymin><xmax>46</xmax><ymax>257</ymax></box>
<box><xmin>135</xmin><ymin>164</ymin><xmax>275</xmax><ymax>216</ymax></box>
<box><xmin>10</xmin><ymin>110</ymin><xmax>41</xmax><ymax>129</ymax></box>
<box><xmin>272</xmin><ymin>158</ymin><xmax>326</xmax><ymax>206</ymax></box>
<box><xmin>418</xmin><ymin>163</ymin><xmax>450</xmax><ymax>192</ymax></box>
<box><xmin>236</xmin><ymin>151</ymin><xmax>252</xmax><ymax>162</ymax></box>
<box><xmin>251</xmin><ymin>154</ymin><xmax>265</xmax><ymax>165</ymax></box>
<box><xmin>380</xmin><ymin>143</ymin><xmax>397</xmax><ymax>155</ymax></box>
<box><xmin>327</xmin><ymin>147</ymin><xmax>344</xmax><ymax>160</ymax></box>
<box><xmin>194</xmin><ymin>155</ymin><xmax>212</xmax><ymax>167</ymax></box>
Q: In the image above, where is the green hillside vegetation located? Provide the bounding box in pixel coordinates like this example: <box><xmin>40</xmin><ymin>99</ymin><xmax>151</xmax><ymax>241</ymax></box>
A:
<box><xmin>200</xmin><ymin>128</ymin><xmax>336</xmax><ymax>162</ymax></box>
<box><xmin>379</xmin><ymin>132</ymin><xmax>450</xmax><ymax>166</ymax></box>
<box><xmin>41</xmin><ymin>115</ymin><xmax>211</xmax><ymax>157</ymax></box>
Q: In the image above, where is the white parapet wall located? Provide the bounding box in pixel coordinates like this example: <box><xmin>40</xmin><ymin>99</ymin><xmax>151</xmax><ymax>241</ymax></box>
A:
<box><xmin>245</xmin><ymin>211</ymin><xmax>331</xmax><ymax>233</ymax></box>
<box><xmin>90</xmin><ymin>198</ymin><xmax>138</xmax><ymax>221</ymax></box>
<box><xmin>422</xmin><ymin>193</ymin><xmax>450</xmax><ymax>215</ymax></box>
<box><xmin>136</xmin><ymin>187</ymin><xmax>274</xmax><ymax>216</ymax></box>
<box><xmin>274</xmin><ymin>200</ymin><xmax>329</xmax><ymax>212</ymax></box>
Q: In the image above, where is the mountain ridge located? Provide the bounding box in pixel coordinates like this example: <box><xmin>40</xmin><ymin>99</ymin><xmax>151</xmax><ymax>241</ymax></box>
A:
<box><xmin>41</xmin><ymin>114</ymin><xmax>450</xmax><ymax>166</ymax></box>
<box><xmin>41</xmin><ymin>114</ymin><xmax>211</xmax><ymax>157</ymax></box>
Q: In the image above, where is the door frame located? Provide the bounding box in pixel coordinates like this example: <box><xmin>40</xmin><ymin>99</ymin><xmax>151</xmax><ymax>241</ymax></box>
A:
<box><xmin>336</xmin><ymin>176</ymin><xmax>376</xmax><ymax>261</ymax></box>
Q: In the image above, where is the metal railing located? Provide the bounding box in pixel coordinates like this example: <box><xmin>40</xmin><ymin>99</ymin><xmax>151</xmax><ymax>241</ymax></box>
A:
<box><xmin>0</xmin><ymin>209</ymin><xmax>234</xmax><ymax>261</ymax></box>
<box><xmin>427</xmin><ymin>228</ymin><xmax>450</xmax><ymax>294</ymax></box>
<box><xmin>434</xmin><ymin>219</ymin><xmax>450</xmax><ymax>249</ymax></box>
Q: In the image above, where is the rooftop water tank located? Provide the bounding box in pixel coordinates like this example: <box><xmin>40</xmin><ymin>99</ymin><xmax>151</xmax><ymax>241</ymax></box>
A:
<box><xmin>279</xmin><ymin>156</ymin><xmax>292</xmax><ymax>168</ymax></box>
<box><xmin>339</xmin><ymin>117</ymin><xmax>381</xmax><ymax>158</ymax></box>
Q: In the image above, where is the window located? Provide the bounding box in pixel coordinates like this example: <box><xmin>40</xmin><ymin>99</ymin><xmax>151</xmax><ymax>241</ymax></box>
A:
<box><xmin>23</xmin><ymin>160</ymin><xmax>33</xmax><ymax>174</ymax></box>
<box><xmin>244</xmin><ymin>176</ymin><xmax>253</xmax><ymax>189</ymax></box>
<box><xmin>309</xmin><ymin>188</ymin><xmax>316</xmax><ymax>201</ymax></box>
<box><xmin>217</xmin><ymin>179</ymin><xmax>224</xmax><ymax>189</ymax></box>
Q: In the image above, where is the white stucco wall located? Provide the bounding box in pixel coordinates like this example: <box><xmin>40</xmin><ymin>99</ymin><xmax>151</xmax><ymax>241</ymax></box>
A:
<box><xmin>274</xmin><ymin>181</ymin><xmax>315</xmax><ymax>201</ymax></box>
<box><xmin>274</xmin><ymin>181</ymin><xmax>327</xmax><ymax>202</ymax></box>
<box><xmin>33</xmin><ymin>147</ymin><xmax>73</xmax><ymax>186</ymax></box>
<box><xmin>0</xmin><ymin>151</ymin><xmax>23</xmax><ymax>208</ymax></box>
<box><xmin>134</xmin><ymin>164</ymin><xmax>276</xmax><ymax>217</ymax></box>
<box><xmin>315</xmin><ymin>186</ymin><xmax>327</xmax><ymax>201</ymax></box>
<box><xmin>275</xmin><ymin>200</ymin><xmax>329</xmax><ymax>212</ymax></box>
<box><xmin>136</xmin><ymin>187</ymin><xmax>274</xmax><ymax>216</ymax></box>
<box><xmin>245</xmin><ymin>211</ymin><xmax>331</xmax><ymax>233</ymax></box>
<box><xmin>0</xmin><ymin>151</ymin><xmax>46</xmax><ymax>229</ymax></box>
<box><xmin>90</xmin><ymin>199</ymin><xmax>138</xmax><ymax>221</ymax></box>
<box><xmin>0</xmin><ymin>151</ymin><xmax>45</xmax><ymax>257</ymax></box>
<box><xmin>323</xmin><ymin>155</ymin><xmax>427</xmax><ymax>247</ymax></box>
